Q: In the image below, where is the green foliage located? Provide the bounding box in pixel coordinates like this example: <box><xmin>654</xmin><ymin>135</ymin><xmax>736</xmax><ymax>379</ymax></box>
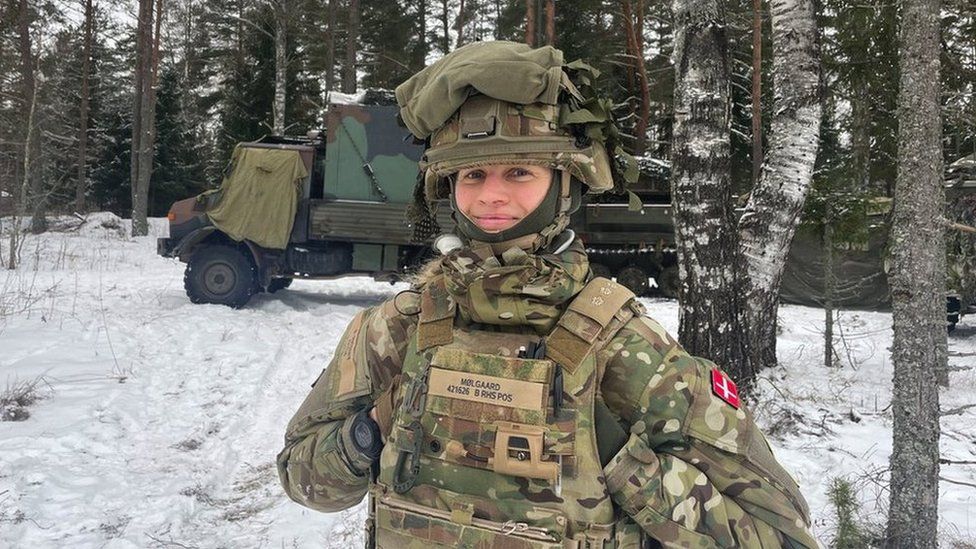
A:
<box><xmin>150</xmin><ymin>66</ymin><xmax>208</xmax><ymax>216</ymax></box>
<box><xmin>827</xmin><ymin>477</ymin><xmax>872</xmax><ymax>549</ymax></box>
<box><xmin>360</xmin><ymin>0</ymin><xmax>425</xmax><ymax>89</ymax></box>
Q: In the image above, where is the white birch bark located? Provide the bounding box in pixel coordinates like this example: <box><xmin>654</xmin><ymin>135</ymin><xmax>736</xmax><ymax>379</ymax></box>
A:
<box><xmin>670</xmin><ymin>0</ymin><xmax>752</xmax><ymax>383</ymax></box>
<box><xmin>886</xmin><ymin>0</ymin><xmax>943</xmax><ymax>544</ymax></box>
<box><xmin>738</xmin><ymin>0</ymin><xmax>821</xmax><ymax>368</ymax></box>
<box><xmin>273</xmin><ymin>0</ymin><xmax>287</xmax><ymax>135</ymax></box>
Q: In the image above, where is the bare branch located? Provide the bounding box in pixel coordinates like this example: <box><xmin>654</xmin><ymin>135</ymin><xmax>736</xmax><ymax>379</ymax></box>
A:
<box><xmin>940</xmin><ymin>403</ymin><xmax>976</xmax><ymax>416</ymax></box>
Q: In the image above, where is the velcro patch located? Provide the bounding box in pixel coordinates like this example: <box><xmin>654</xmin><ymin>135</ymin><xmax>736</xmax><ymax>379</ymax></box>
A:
<box><xmin>427</xmin><ymin>368</ymin><xmax>545</xmax><ymax>411</ymax></box>
<box><xmin>711</xmin><ymin>369</ymin><xmax>740</xmax><ymax>409</ymax></box>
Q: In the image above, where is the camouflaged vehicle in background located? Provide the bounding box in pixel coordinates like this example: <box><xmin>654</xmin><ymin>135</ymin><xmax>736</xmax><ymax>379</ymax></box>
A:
<box><xmin>157</xmin><ymin>93</ymin><xmax>678</xmax><ymax>307</ymax></box>
<box><xmin>945</xmin><ymin>154</ymin><xmax>976</xmax><ymax>331</ymax></box>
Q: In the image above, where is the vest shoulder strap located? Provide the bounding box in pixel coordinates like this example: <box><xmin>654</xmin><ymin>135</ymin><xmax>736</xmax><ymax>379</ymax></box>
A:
<box><xmin>417</xmin><ymin>275</ymin><xmax>456</xmax><ymax>350</ymax></box>
<box><xmin>546</xmin><ymin>277</ymin><xmax>636</xmax><ymax>373</ymax></box>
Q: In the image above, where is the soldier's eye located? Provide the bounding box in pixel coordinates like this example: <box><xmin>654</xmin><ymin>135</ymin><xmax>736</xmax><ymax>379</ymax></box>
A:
<box><xmin>460</xmin><ymin>170</ymin><xmax>485</xmax><ymax>182</ymax></box>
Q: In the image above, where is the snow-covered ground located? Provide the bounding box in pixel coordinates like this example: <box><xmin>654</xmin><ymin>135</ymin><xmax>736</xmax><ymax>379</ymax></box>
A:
<box><xmin>0</xmin><ymin>214</ymin><xmax>973</xmax><ymax>548</ymax></box>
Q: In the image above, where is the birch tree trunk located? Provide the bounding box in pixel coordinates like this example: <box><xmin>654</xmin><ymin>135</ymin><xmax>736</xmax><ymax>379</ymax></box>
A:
<box><xmin>273</xmin><ymin>0</ymin><xmax>287</xmax><ymax>135</ymax></box>
<box><xmin>342</xmin><ymin>0</ymin><xmax>359</xmax><ymax>93</ymax></box>
<box><xmin>885</xmin><ymin>0</ymin><xmax>944</xmax><ymax>543</ymax></box>
<box><xmin>751</xmin><ymin>0</ymin><xmax>762</xmax><ymax>186</ymax></box>
<box><xmin>75</xmin><ymin>0</ymin><xmax>93</xmax><ymax>212</ymax></box>
<box><xmin>670</xmin><ymin>0</ymin><xmax>752</xmax><ymax>383</ymax></box>
<box><xmin>738</xmin><ymin>0</ymin><xmax>822</xmax><ymax>371</ymax></box>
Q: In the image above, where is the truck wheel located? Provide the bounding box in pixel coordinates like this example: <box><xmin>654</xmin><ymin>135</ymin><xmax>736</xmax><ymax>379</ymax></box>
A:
<box><xmin>267</xmin><ymin>277</ymin><xmax>293</xmax><ymax>293</ymax></box>
<box><xmin>184</xmin><ymin>245</ymin><xmax>257</xmax><ymax>308</ymax></box>
<box><xmin>590</xmin><ymin>263</ymin><xmax>612</xmax><ymax>279</ymax></box>
<box><xmin>656</xmin><ymin>265</ymin><xmax>680</xmax><ymax>299</ymax></box>
<box><xmin>617</xmin><ymin>266</ymin><xmax>649</xmax><ymax>296</ymax></box>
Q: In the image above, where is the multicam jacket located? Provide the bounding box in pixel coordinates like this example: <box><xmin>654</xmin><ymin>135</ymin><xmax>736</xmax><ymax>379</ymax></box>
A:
<box><xmin>277</xmin><ymin>242</ymin><xmax>818</xmax><ymax>549</ymax></box>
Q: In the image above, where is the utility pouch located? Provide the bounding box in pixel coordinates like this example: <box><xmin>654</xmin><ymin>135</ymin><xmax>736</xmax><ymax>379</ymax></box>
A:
<box><xmin>419</xmin><ymin>346</ymin><xmax>575</xmax><ymax>482</ymax></box>
<box><xmin>374</xmin><ymin>495</ymin><xmax>564</xmax><ymax>549</ymax></box>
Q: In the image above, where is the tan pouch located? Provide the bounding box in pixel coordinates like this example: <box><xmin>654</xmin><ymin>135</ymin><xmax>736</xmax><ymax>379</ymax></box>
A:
<box><xmin>374</xmin><ymin>496</ymin><xmax>564</xmax><ymax>549</ymax></box>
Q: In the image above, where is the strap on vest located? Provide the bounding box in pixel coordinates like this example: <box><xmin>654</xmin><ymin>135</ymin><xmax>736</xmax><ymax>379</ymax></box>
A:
<box><xmin>417</xmin><ymin>275</ymin><xmax>455</xmax><ymax>350</ymax></box>
<box><xmin>546</xmin><ymin>277</ymin><xmax>635</xmax><ymax>374</ymax></box>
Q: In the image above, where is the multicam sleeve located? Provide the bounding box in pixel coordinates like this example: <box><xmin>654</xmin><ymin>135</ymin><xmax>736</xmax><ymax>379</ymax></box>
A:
<box><xmin>598</xmin><ymin>315</ymin><xmax>819</xmax><ymax>549</ymax></box>
<box><xmin>276</xmin><ymin>294</ymin><xmax>418</xmax><ymax>513</ymax></box>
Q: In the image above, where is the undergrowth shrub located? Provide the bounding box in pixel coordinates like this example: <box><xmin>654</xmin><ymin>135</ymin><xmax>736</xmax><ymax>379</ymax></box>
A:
<box><xmin>0</xmin><ymin>378</ymin><xmax>46</xmax><ymax>421</ymax></box>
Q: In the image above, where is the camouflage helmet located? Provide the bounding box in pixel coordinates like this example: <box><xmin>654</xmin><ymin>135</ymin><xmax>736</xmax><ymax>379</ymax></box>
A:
<box><xmin>396</xmin><ymin>41</ymin><xmax>636</xmax><ymax>246</ymax></box>
<box><xmin>419</xmin><ymin>94</ymin><xmax>614</xmax><ymax>202</ymax></box>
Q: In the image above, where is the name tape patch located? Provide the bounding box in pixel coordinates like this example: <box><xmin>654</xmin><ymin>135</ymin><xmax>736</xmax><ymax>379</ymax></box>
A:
<box><xmin>427</xmin><ymin>368</ymin><xmax>545</xmax><ymax>411</ymax></box>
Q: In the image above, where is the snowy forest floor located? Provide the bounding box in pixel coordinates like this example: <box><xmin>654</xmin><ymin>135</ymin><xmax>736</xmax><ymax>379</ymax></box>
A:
<box><xmin>0</xmin><ymin>213</ymin><xmax>974</xmax><ymax>549</ymax></box>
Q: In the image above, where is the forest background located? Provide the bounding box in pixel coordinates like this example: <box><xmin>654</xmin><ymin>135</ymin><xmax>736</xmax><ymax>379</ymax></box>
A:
<box><xmin>0</xmin><ymin>0</ymin><xmax>973</xmax><ymax>229</ymax></box>
<box><xmin>1</xmin><ymin>0</ymin><xmax>975</xmax><ymax>546</ymax></box>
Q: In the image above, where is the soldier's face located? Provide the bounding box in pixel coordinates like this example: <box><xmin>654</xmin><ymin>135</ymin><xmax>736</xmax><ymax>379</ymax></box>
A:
<box><xmin>454</xmin><ymin>164</ymin><xmax>552</xmax><ymax>233</ymax></box>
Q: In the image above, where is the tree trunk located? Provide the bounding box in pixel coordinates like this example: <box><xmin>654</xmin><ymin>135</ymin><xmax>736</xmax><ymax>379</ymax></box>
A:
<box><xmin>670</xmin><ymin>0</ymin><xmax>752</xmax><ymax>384</ymax></box>
<box><xmin>75</xmin><ymin>0</ymin><xmax>93</xmax><ymax>213</ymax></box>
<box><xmin>851</xmin><ymin>85</ymin><xmax>872</xmax><ymax>192</ymax></box>
<box><xmin>130</xmin><ymin>0</ymin><xmax>148</xmax><ymax>236</ymax></box>
<box><xmin>23</xmin><ymin>0</ymin><xmax>44</xmax><ymax>234</ymax></box>
<box><xmin>440</xmin><ymin>0</ymin><xmax>450</xmax><ymax>53</ymax></box>
<box><xmin>455</xmin><ymin>0</ymin><xmax>465</xmax><ymax>48</ymax></box>
<box><xmin>751</xmin><ymin>0</ymin><xmax>762</xmax><ymax>186</ymax></box>
<box><xmin>343</xmin><ymin>0</ymin><xmax>359</xmax><ymax>93</ymax></box>
<box><xmin>130</xmin><ymin>0</ymin><xmax>160</xmax><ymax>237</ymax></box>
<box><xmin>738</xmin><ymin>0</ymin><xmax>822</xmax><ymax>373</ymax></box>
<box><xmin>273</xmin><ymin>0</ymin><xmax>287</xmax><ymax>135</ymax></box>
<box><xmin>823</xmin><ymin>215</ymin><xmax>835</xmax><ymax>368</ymax></box>
<box><xmin>9</xmin><ymin>0</ymin><xmax>37</xmax><ymax>268</ymax></box>
<box><xmin>413</xmin><ymin>0</ymin><xmax>427</xmax><ymax>69</ymax></box>
<box><xmin>525</xmin><ymin>0</ymin><xmax>536</xmax><ymax>46</ymax></box>
<box><xmin>622</xmin><ymin>0</ymin><xmax>650</xmax><ymax>156</ymax></box>
<box><xmin>543</xmin><ymin>0</ymin><xmax>554</xmax><ymax>45</ymax></box>
<box><xmin>325</xmin><ymin>0</ymin><xmax>337</xmax><ymax>93</ymax></box>
<box><xmin>885</xmin><ymin>0</ymin><xmax>943</xmax><ymax>544</ymax></box>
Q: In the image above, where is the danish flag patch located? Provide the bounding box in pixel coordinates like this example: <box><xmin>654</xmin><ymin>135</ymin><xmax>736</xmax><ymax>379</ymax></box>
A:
<box><xmin>711</xmin><ymin>369</ymin><xmax>740</xmax><ymax>409</ymax></box>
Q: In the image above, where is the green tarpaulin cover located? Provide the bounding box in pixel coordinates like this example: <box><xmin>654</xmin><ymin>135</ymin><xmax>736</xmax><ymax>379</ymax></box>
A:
<box><xmin>205</xmin><ymin>145</ymin><xmax>307</xmax><ymax>250</ymax></box>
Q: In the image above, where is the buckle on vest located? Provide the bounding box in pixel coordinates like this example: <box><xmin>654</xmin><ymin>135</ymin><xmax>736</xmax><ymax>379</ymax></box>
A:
<box><xmin>392</xmin><ymin>421</ymin><xmax>424</xmax><ymax>494</ymax></box>
<box><xmin>490</xmin><ymin>422</ymin><xmax>559</xmax><ymax>483</ymax></box>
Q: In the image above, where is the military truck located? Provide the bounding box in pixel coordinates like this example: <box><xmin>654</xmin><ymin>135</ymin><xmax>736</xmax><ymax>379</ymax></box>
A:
<box><xmin>158</xmin><ymin>95</ymin><xmax>678</xmax><ymax>307</ymax></box>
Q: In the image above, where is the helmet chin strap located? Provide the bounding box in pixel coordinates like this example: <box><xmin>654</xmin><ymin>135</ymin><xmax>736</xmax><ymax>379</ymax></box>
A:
<box><xmin>448</xmin><ymin>170</ymin><xmax>578</xmax><ymax>255</ymax></box>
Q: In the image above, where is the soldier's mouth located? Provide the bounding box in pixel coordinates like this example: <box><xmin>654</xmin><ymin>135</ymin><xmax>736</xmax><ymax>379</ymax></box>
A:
<box><xmin>474</xmin><ymin>215</ymin><xmax>519</xmax><ymax>230</ymax></box>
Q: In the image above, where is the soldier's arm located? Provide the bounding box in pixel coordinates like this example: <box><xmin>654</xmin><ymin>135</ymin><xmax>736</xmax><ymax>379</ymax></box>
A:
<box><xmin>598</xmin><ymin>315</ymin><xmax>818</xmax><ymax>548</ymax></box>
<box><xmin>276</xmin><ymin>294</ymin><xmax>417</xmax><ymax>513</ymax></box>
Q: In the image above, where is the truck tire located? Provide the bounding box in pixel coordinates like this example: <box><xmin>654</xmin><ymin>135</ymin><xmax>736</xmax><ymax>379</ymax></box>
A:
<box><xmin>184</xmin><ymin>245</ymin><xmax>257</xmax><ymax>308</ymax></box>
<box><xmin>267</xmin><ymin>277</ymin><xmax>293</xmax><ymax>293</ymax></box>
<box><xmin>617</xmin><ymin>266</ymin><xmax>649</xmax><ymax>296</ymax></box>
<box><xmin>656</xmin><ymin>265</ymin><xmax>680</xmax><ymax>299</ymax></box>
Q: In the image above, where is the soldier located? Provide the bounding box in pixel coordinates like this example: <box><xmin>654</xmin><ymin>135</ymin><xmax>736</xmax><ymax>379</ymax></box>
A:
<box><xmin>278</xmin><ymin>41</ymin><xmax>819</xmax><ymax>549</ymax></box>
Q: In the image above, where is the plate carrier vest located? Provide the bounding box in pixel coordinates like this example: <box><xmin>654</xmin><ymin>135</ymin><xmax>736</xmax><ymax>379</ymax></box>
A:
<box><xmin>369</xmin><ymin>276</ymin><xmax>646</xmax><ymax>549</ymax></box>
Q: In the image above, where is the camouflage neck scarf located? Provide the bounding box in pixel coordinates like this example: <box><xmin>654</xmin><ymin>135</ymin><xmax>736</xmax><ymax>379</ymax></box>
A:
<box><xmin>440</xmin><ymin>238</ymin><xmax>590</xmax><ymax>334</ymax></box>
